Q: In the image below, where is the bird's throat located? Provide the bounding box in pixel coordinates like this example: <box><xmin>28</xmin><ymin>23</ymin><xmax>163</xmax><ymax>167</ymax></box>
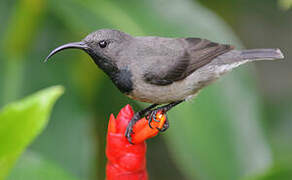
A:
<box><xmin>87</xmin><ymin>51</ymin><xmax>133</xmax><ymax>94</ymax></box>
<box><xmin>87</xmin><ymin>50</ymin><xmax>118</xmax><ymax>75</ymax></box>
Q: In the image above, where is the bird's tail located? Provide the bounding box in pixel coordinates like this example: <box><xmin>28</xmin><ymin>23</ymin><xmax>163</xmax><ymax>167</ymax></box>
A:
<box><xmin>212</xmin><ymin>48</ymin><xmax>284</xmax><ymax>75</ymax></box>
<box><xmin>240</xmin><ymin>49</ymin><xmax>284</xmax><ymax>61</ymax></box>
<box><xmin>215</xmin><ymin>48</ymin><xmax>284</xmax><ymax>67</ymax></box>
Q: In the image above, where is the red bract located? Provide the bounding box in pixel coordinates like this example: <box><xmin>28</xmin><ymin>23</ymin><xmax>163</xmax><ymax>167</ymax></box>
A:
<box><xmin>106</xmin><ymin>104</ymin><xmax>166</xmax><ymax>180</ymax></box>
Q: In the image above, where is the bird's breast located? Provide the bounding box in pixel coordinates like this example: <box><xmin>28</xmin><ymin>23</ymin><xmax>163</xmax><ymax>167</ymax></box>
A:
<box><xmin>127</xmin><ymin>75</ymin><xmax>200</xmax><ymax>104</ymax></box>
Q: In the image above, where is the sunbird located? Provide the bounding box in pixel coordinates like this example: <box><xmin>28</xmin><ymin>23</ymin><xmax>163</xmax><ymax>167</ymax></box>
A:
<box><xmin>46</xmin><ymin>29</ymin><xmax>284</xmax><ymax>143</ymax></box>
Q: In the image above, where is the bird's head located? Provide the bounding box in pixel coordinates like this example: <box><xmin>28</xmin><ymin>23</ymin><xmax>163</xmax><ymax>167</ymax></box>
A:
<box><xmin>45</xmin><ymin>29</ymin><xmax>133</xmax><ymax>73</ymax></box>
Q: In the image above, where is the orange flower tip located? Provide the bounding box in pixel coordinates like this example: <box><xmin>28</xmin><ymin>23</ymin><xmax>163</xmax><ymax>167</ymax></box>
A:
<box><xmin>131</xmin><ymin>111</ymin><xmax>167</xmax><ymax>144</ymax></box>
<box><xmin>108</xmin><ymin>114</ymin><xmax>117</xmax><ymax>133</ymax></box>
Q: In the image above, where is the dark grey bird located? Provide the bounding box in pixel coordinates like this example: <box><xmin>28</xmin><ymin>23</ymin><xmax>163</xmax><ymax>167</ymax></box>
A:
<box><xmin>45</xmin><ymin>29</ymin><xmax>284</xmax><ymax>143</ymax></box>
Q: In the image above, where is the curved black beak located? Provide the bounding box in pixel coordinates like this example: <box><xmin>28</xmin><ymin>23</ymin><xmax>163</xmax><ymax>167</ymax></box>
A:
<box><xmin>44</xmin><ymin>42</ymin><xmax>88</xmax><ymax>63</ymax></box>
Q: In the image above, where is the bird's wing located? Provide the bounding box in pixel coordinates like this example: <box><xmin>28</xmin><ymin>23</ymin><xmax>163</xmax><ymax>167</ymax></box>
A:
<box><xmin>143</xmin><ymin>38</ymin><xmax>234</xmax><ymax>86</ymax></box>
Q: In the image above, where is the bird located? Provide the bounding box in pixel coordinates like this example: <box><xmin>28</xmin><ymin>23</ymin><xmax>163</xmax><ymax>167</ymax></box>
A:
<box><xmin>45</xmin><ymin>29</ymin><xmax>284</xmax><ymax>144</ymax></box>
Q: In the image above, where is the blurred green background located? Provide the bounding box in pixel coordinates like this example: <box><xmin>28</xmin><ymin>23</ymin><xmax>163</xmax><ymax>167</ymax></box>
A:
<box><xmin>0</xmin><ymin>0</ymin><xmax>291</xmax><ymax>179</ymax></box>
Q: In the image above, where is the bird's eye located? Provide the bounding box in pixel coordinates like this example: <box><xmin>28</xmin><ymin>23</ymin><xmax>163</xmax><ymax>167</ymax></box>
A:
<box><xmin>98</xmin><ymin>40</ymin><xmax>107</xmax><ymax>48</ymax></box>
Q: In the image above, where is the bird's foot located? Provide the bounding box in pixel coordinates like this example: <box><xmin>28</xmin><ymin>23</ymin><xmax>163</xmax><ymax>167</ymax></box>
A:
<box><xmin>144</xmin><ymin>100</ymin><xmax>184</xmax><ymax>131</ymax></box>
<box><xmin>125</xmin><ymin>108</ymin><xmax>169</xmax><ymax>144</ymax></box>
<box><xmin>145</xmin><ymin>108</ymin><xmax>168</xmax><ymax>130</ymax></box>
<box><xmin>125</xmin><ymin>102</ymin><xmax>183</xmax><ymax>144</ymax></box>
<box><xmin>156</xmin><ymin>118</ymin><xmax>169</xmax><ymax>132</ymax></box>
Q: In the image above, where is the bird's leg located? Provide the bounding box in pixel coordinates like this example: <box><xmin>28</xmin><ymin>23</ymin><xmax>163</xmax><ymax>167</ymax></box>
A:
<box><xmin>125</xmin><ymin>103</ymin><xmax>158</xmax><ymax>144</ymax></box>
<box><xmin>146</xmin><ymin>100</ymin><xmax>184</xmax><ymax>129</ymax></box>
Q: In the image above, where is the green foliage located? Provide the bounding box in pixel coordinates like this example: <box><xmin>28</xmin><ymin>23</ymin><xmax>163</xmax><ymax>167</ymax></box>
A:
<box><xmin>279</xmin><ymin>0</ymin><xmax>292</xmax><ymax>10</ymax></box>
<box><xmin>7</xmin><ymin>152</ymin><xmax>78</xmax><ymax>180</ymax></box>
<box><xmin>0</xmin><ymin>86</ymin><xmax>64</xmax><ymax>180</ymax></box>
<box><xmin>166</xmin><ymin>75</ymin><xmax>270</xmax><ymax>180</ymax></box>
<box><xmin>1</xmin><ymin>0</ymin><xmax>46</xmax><ymax>105</ymax></box>
<box><xmin>243</xmin><ymin>165</ymin><xmax>292</xmax><ymax>180</ymax></box>
<box><xmin>2</xmin><ymin>0</ymin><xmax>46</xmax><ymax>57</ymax></box>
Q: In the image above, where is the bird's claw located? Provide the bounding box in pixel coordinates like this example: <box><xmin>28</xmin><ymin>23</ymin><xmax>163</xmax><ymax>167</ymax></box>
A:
<box><xmin>125</xmin><ymin>122</ymin><xmax>135</xmax><ymax>144</ymax></box>
<box><xmin>151</xmin><ymin>110</ymin><xmax>161</xmax><ymax>122</ymax></box>
<box><xmin>146</xmin><ymin>109</ymin><xmax>169</xmax><ymax>131</ymax></box>
<box><xmin>156</xmin><ymin>118</ymin><xmax>169</xmax><ymax>132</ymax></box>
<box><xmin>146</xmin><ymin>110</ymin><xmax>159</xmax><ymax>129</ymax></box>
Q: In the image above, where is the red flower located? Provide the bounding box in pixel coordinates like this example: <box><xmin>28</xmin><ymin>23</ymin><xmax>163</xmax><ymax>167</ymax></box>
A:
<box><xmin>106</xmin><ymin>104</ymin><xmax>167</xmax><ymax>180</ymax></box>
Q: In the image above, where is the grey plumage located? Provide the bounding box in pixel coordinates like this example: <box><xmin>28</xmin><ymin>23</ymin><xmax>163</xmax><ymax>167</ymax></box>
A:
<box><xmin>45</xmin><ymin>29</ymin><xmax>284</xmax><ymax>143</ymax></box>
<box><xmin>45</xmin><ymin>29</ymin><xmax>284</xmax><ymax>103</ymax></box>
<box><xmin>127</xmin><ymin>48</ymin><xmax>283</xmax><ymax>103</ymax></box>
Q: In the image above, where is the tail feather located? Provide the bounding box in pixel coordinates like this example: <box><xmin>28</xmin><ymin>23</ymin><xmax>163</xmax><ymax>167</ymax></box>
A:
<box><xmin>213</xmin><ymin>48</ymin><xmax>284</xmax><ymax>75</ymax></box>
<box><xmin>240</xmin><ymin>49</ymin><xmax>284</xmax><ymax>60</ymax></box>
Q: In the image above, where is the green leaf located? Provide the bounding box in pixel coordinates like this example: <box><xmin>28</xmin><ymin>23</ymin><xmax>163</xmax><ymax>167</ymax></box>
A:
<box><xmin>0</xmin><ymin>86</ymin><xmax>64</xmax><ymax>180</ymax></box>
<box><xmin>243</xmin><ymin>165</ymin><xmax>292</xmax><ymax>180</ymax></box>
<box><xmin>7</xmin><ymin>152</ymin><xmax>78</xmax><ymax>180</ymax></box>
